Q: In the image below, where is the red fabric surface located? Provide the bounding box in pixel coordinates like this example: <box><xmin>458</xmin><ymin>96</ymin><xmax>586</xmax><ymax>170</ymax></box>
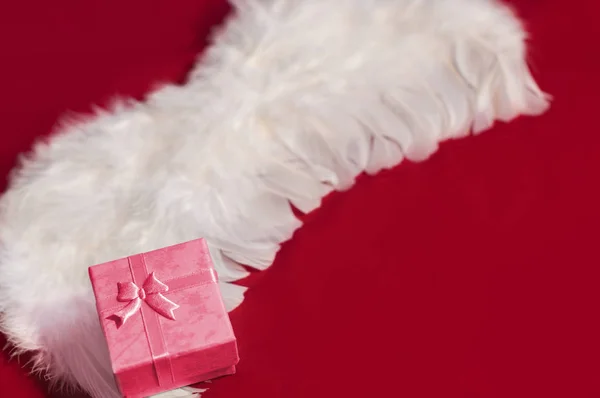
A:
<box><xmin>1</xmin><ymin>1</ymin><xmax>599</xmax><ymax>397</ymax></box>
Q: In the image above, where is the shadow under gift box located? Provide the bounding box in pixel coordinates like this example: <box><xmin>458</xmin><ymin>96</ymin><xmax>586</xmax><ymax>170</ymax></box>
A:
<box><xmin>88</xmin><ymin>238</ymin><xmax>239</xmax><ymax>398</ymax></box>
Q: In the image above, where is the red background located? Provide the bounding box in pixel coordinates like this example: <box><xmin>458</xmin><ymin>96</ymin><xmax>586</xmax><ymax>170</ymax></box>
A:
<box><xmin>1</xmin><ymin>1</ymin><xmax>599</xmax><ymax>397</ymax></box>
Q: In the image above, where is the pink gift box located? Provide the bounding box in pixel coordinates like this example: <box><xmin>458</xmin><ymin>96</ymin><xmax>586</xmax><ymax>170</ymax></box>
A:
<box><xmin>89</xmin><ymin>239</ymin><xmax>239</xmax><ymax>397</ymax></box>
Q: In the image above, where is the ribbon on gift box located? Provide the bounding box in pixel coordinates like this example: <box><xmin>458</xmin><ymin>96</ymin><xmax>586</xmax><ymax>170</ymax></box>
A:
<box><xmin>100</xmin><ymin>253</ymin><xmax>218</xmax><ymax>388</ymax></box>
<box><xmin>113</xmin><ymin>271</ymin><xmax>180</xmax><ymax>325</ymax></box>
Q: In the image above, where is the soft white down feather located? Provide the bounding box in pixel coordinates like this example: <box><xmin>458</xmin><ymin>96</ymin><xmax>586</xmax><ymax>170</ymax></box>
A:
<box><xmin>0</xmin><ymin>0</ymin><xmax>549</xmax><ymax>397</ymax></box>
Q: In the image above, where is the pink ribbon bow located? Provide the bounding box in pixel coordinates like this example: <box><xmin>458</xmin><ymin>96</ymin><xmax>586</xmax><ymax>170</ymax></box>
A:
<box><xmin>113</xmin><ymin>272</ymin><xmax>180</xmax><ymax>326</ymax></box>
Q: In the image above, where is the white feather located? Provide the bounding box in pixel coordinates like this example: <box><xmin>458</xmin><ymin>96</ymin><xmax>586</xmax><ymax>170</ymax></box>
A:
<box><xmin>0</xmin><ymin>0</ymin><xmax>549</xmax><ymax>397</ymax></box>
<box><xmin>150</xmin><ymin>386</ymin><xmax>206</xmax><ymax>398</ymax></box>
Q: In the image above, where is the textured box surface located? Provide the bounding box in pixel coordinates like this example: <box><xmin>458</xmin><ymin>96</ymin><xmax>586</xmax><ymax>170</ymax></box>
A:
<box><xmin>89</xmin><ymin>239</ymin><xmax>239</xmax><ymax>397</ymax></box>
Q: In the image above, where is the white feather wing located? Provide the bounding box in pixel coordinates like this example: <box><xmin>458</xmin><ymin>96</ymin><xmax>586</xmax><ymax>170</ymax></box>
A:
<box><xmin>0</xmin><ymin>0</ymin><xmax>548</xmax><ymax>397</ymax></box>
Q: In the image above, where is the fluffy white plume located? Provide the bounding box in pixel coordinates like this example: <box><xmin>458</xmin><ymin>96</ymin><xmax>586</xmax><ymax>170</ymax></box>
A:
<box><xmin>0</xmin><ymin>0</ymin><xmax>548</xmax><ymax>397</ymax></box>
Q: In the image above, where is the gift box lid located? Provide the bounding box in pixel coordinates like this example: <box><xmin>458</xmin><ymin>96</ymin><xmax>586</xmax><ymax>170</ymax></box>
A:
<box><xmin>89</xmin><ymin>239</ymin><xmax>239</xmax><ymax>395</ymax></box>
